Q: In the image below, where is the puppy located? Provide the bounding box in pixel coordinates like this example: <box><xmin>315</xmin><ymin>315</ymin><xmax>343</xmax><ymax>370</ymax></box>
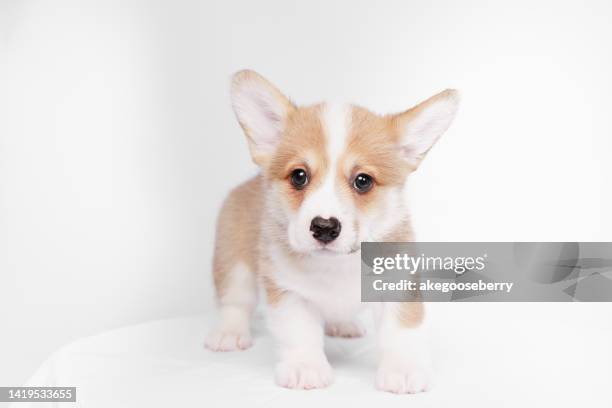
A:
<box><xmin>205</xmin><ymin>70</ymin><xmax>459</xmax><ymax>393</ymax></box>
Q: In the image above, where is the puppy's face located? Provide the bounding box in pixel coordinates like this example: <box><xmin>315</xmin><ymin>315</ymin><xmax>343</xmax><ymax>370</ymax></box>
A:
<box><xmin>231</xmin><ymin>70</ymin><xmax>459</xmax><ymax>255</ymax></box>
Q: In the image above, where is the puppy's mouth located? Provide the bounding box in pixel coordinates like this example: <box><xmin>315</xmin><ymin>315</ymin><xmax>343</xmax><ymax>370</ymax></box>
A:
<box><xmin>309</xmin><ymin>243</ymin><xmax>360</xmax><ymax>256</ymax></box>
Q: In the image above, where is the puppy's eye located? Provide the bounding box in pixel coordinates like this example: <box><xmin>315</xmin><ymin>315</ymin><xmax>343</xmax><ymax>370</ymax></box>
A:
<box><xmin>353</xmin><ymin>173</ymin><xmax>373</xmax><ymax>193</ymax></box>
<box><xmin>290</xmin><ymin>168</ymin><xmax>309</xmax><ymax>189</ymax></box>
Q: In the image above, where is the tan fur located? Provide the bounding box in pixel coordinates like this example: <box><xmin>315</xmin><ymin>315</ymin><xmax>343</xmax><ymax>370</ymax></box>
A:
<box><xmin>381</xmin><ymin>218</ymin><xmax>424</xmax><ymax>328</ymax></box>
<box><xmin>261</xmin><ymin>275</ymin><xmax>286</xmax><ymax>307</ymax></box>
<box><xmin>338</xmin><ymin>107</ymin><xmax>414</xmax><ymax>212</ymax></box>
<box><xmin>345</xmin><ymin>106</ymin><xmax>412</xmax><ymax>186</ymax></box>
<box><xmin>212</xmin><ymin>173</ymin><xmax>294</xmax><ymax>308</ymax></box>
<box><xmin>212</xmin><ymin>176</ymin><xmax>262</xmax><ymax>299</ymax></box>
<box><xmin>267</xmin><ymin>104</ymin><xmax>328</xmax><ymax>211</ymax></box>
<box><xmin>397</xmin><ymin>302</ymin><xmax>425</xmax><ymax>328</ymax></box>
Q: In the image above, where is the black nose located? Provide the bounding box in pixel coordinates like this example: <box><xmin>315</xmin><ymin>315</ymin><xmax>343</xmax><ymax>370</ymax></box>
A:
<box><xmin>310</xmin><ymin>216</ymin><xmax>341</xmax><ymax>243</ymax></box>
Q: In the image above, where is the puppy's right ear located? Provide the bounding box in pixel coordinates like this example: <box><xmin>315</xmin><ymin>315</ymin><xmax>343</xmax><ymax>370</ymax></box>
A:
<box><xmin>231</xmin><ymin>70</ymin><xmax>295</xmax><ymax>166</ymax></box>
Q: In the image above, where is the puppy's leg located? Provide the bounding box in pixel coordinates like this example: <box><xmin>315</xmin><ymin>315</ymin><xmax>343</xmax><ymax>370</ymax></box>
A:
<box><xmin>205</xmin><ymin>262</ymin><xmax>257</xmax><ymax>351</ymax></box>
<box><xmin>324</xmin><ymin>320</ymin><xmax>366</xmax><ymax>338</ymax></box>
<box><xmin>374</xmin><ymin>302</ymin><xmax>433</xmax><ymax>394</ymax></box>
<box><xmin>267</xmin><ymin>292</ymin><xmax>333</xmax><ymax>389</ymax></box>
<box><xmin>205</xmin><ymin>178</ymin><xmax>260</xmax><ymax>352</ymax></box>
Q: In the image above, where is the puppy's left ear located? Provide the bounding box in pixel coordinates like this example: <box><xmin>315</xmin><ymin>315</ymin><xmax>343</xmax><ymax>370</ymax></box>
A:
<box><xmin>393</xmin><ymin>89</ymin><xmax>460</xmax><ymax>169</ymax></box>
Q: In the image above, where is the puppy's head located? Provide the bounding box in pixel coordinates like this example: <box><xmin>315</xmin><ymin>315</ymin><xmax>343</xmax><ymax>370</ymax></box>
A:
<box><xmin>231</xmin><ymin>70</ymin><xmax>459</xmax><ymax>255</ymax></box>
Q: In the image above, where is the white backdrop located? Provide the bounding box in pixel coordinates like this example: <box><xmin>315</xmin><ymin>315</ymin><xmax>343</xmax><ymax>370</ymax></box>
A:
<box><xmin>1</xmin><ymin>0</ymin><xmax>611</xmax><ymax>386</ymax></box>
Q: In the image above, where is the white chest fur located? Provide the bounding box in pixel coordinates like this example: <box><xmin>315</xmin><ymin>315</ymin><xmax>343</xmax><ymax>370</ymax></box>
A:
<box><xmin>267</xmin><ymin>245</ymin><xmax>365</xmax><ymax>322</ymax></box>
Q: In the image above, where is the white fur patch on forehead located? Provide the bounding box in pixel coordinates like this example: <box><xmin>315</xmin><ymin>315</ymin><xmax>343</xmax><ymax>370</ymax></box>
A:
<box><xmin>321</xmin><ymin>102</ymin><xmax>352</xmax><ymax>162</ymax></box>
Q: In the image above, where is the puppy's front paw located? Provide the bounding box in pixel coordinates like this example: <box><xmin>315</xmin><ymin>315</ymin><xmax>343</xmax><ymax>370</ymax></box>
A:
<box><xmin>375</xmin><ymin>362</ymin><xmax>433</xmax><ymax>394</ymax></box>
<box><xmin>204</xmin><ymin>329</ymin><xmax>252</xmax><ymax>352</ymax></box>
<box><xmin>275</xmin><ymin>359</ymin><xmax>333</xmax><ymax>390</ymax></box>
<box><xmin>324</xmin><ymin>321</ymin><xmax>366</xmax><ymax>338</ymax></box>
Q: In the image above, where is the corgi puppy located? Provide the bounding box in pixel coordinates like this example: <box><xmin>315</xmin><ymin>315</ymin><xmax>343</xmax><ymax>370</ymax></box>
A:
<box><xmin>205</xmin><ymin>70</ymin><xmax>459</xmax><ymax>394</ymax></box>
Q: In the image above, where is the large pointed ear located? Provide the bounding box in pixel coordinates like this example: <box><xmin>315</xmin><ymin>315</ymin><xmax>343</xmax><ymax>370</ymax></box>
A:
<box><xmin>392</xmin><ymin>89</ymin><xmax>460</xmax><ymax>169</ymax></box>
<box><xmin>230</xmin><ymin>70</ymin><xmax>296</xmax><ymax>166</ymax></box>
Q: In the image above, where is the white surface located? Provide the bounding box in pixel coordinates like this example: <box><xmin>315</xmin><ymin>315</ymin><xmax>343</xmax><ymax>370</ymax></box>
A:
<box><xmin>2</xmin><ymin>0</ymin><xmax>612</xmax><ymax>386</ymax></box>
<box><xmin>16</xmin><ymin>303</ymin><xmax>612</xmax><ymax>408</ymax></box>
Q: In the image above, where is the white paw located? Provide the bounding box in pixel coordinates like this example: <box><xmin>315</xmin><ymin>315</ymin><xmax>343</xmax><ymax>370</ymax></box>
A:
<box><xmin>376</xmin><ymin>362</ymin><xmax>433</xmax><ymax>394</ymax></box>
<box><xmin>275</xmin><ymin>360</ymin><xmax>334</xmax><ymax>390</ymax></box>
<box><xmin>324</xmin><ymin>321</ymin><xmax>366</xmax><ymax>338</ymax></box>
<box><xmin>204</xmin><ymin>329</ymin><xmax>252</xmax><ymax>352</ymax></box>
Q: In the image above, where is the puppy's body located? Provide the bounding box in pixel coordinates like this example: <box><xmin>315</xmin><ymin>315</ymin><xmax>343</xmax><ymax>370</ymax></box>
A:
<box><xmin>206</xmin><ymin>71</ymin><xmax>458</xmax><ymax>393</ymax></box>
